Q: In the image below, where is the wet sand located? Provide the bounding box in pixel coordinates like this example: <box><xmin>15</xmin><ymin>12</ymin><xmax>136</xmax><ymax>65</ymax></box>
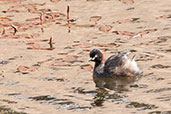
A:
<box><xmin>0</xmin><ymin>0</ymin><xmax>171</xmax><ymax>114</ymax></box>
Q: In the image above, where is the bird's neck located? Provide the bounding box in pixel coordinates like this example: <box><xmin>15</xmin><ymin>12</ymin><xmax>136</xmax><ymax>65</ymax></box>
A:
<box><xmin>93</xmin><ymin>62</ymin><xmax>105</xmax><ymax>77</ymax></box>
<box><xmin>95</xmin><ymin>61</ymin><xmax>102</xmax><ymax>67</ymax></box>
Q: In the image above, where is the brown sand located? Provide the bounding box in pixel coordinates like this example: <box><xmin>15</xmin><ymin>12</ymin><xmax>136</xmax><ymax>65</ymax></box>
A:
<box><xmin>0</xmin><ymin>0</ymin><xmax>171</xmax><ymax>114</ymax></box>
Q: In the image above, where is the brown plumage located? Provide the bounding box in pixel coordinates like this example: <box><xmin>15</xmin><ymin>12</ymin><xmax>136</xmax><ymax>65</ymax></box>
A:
<box><xmin>89</xmin><ymin>49</ymin><xmax>142</xmax><ymax>78</ymax></box>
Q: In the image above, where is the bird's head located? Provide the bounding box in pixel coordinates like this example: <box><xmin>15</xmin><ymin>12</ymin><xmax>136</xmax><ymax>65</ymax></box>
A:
<box><xmin>89</xmin><ymin>49</ymin><xmax>105</xmax><ymax>64</ymax></box>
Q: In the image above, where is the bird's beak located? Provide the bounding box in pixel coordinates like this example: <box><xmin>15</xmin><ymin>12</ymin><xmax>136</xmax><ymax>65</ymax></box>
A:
<box><xmin>88</xmin><ymin>57</ymin><xmax>94</xmax><ymax>62</ymax></box>
<box><xmin>89</xmin><ymin>55</ymin><xmax>97</xmax><ymax>62</ymax></box>
<box><xmin>88</xmin><ymin>57</ymin><xmax>93</xmax><ymax>62</ymax></box>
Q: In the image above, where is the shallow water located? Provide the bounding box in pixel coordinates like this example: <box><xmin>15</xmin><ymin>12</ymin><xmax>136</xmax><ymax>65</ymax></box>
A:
<box><xmin>0</xmin><ymin>0</ymin><xmax>171</xmax><ymax>114</ymax></box>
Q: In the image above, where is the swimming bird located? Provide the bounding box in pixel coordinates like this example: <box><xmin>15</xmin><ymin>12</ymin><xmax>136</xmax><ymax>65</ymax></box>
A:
<box><xmin>89</xmin><ymin>49</ymin><xmax>142</xmax><ymax>78</ymax></box>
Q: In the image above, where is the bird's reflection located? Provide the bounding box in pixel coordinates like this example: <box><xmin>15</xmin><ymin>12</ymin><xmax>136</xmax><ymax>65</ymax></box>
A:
<box><xmin>91</xmin><ymin>76</ymin><xmax>141</xmax><ymax>107</ymax></box>
<box><xmin>93</xmin><ymin>75</ymin><xmax>141</xmax><ymax>92</ymax></box>
<box><xmin>91</xmin><ymin>87</ymin><xmax>127</xmax><ymax>107</ymax></box>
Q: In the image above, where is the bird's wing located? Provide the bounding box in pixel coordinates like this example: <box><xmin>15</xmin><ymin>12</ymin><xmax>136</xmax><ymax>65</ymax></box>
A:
<box><xmin>104</xmin><ymin>50</ymin><xmax>131</xmax><ymax>76</ymax></box>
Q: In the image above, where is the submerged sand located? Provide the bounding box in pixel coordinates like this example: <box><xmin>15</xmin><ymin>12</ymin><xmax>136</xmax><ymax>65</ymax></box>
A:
<box><xmin>0</xmin><ymin>0</ymin><xmax>171</xmax><ymax>114</ymax></box>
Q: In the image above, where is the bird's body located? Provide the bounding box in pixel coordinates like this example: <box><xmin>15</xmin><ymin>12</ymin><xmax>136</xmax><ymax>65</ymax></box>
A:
<box><xmin>89</xmin><ymin>49</ymin><xmax>142</xmax><ymax>78</ymax></box>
